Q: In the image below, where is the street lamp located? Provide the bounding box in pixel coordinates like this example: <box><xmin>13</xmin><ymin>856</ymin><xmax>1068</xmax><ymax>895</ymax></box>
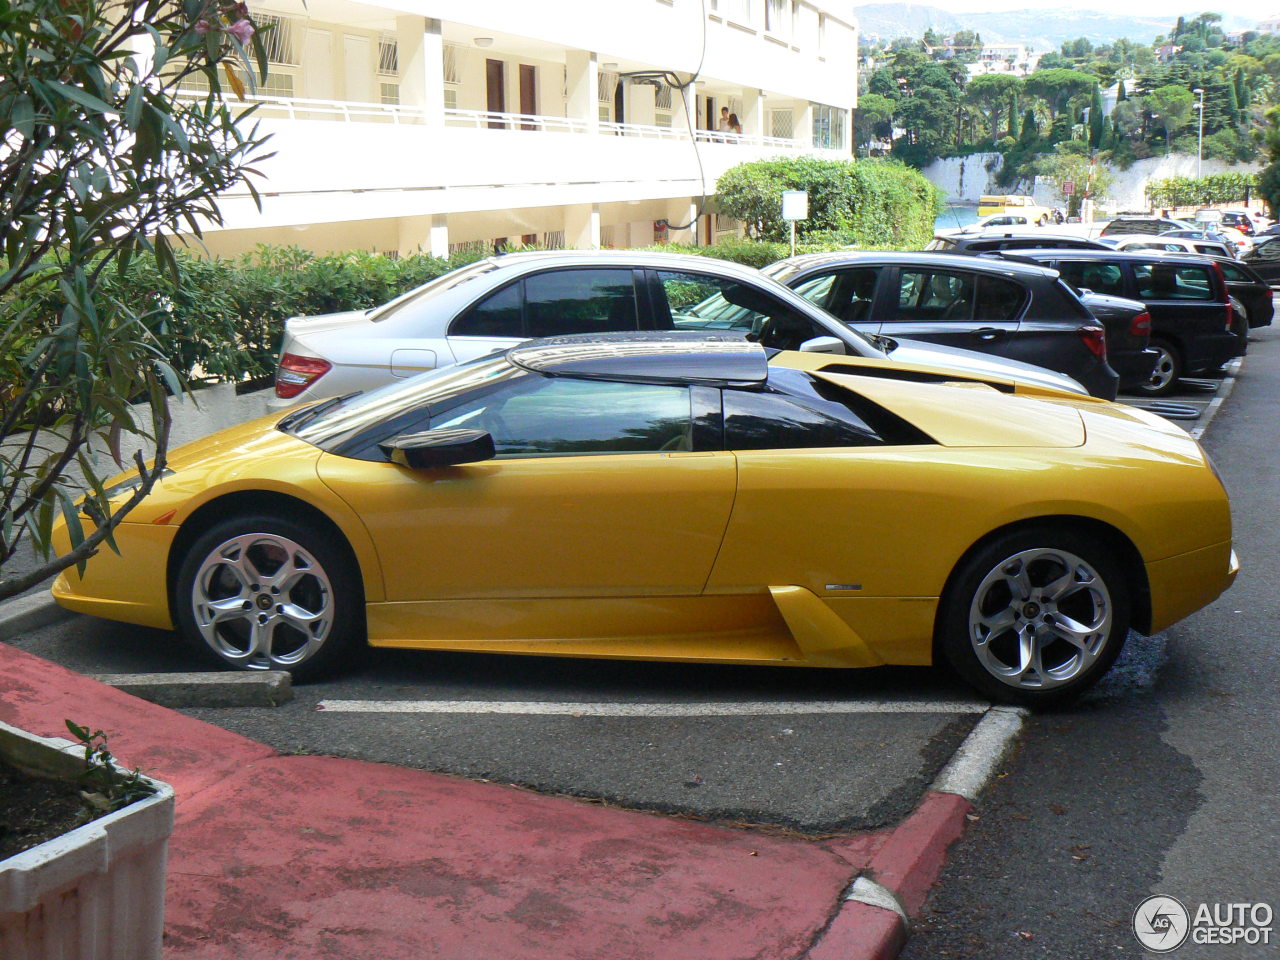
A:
<box><xmin>1193</xmin><ymin>87</ymin><xmax>1205</xmax><ymax>179</ymax></box>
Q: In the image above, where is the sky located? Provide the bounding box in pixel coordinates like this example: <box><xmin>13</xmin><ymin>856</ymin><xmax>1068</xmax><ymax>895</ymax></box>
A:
<box><xmin>931</xmin><ymin>0</ymin><xmax>1268</xmax><ymax>20</ymax></box>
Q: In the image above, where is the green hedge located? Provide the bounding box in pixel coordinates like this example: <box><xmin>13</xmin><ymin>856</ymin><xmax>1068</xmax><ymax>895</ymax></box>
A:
<box><xmin>713</xmin><ymin>157</ymin><xmax>943</xmax><ymax>249</ymax></box>
<box><xmin>1146</xmin><ymin>172</ymin><xmax>1260</xmax><ymax>207</ymax></box>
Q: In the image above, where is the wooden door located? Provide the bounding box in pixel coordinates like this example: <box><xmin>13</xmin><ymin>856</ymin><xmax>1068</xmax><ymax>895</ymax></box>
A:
<box><xmin>486</xmin><ymin>59</ymin><xmax>505</xmax><ymax>128</ymax></box>
<box><xmin>519</xmin><ymin>64</ymin><xmax>536</xmax><ymax>130</ymax></box>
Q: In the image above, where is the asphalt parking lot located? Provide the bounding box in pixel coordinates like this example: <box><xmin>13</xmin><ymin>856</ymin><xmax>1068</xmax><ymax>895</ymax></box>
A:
<box><xmin>0</xmin><ymin>360</ymin><xmax>1247</xmax><ymax>835</ymax></box>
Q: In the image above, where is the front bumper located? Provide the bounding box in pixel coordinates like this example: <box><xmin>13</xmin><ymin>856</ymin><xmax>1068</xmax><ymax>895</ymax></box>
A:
<box><xmin>1146</xmin><ymin>541</ymin><xmax>1238</xmax><ymax>635</ymax></box>
<box><xmin>51</xmin><ymin>522</ymin><xmax>176</xmax><ymax>630</ymax></box>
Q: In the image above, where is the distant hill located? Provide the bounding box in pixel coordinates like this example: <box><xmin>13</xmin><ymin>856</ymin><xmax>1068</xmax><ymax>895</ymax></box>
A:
<box><xmin>853</xmin><ymin>4</ymin><xmax>1255</xmax><ymax>52</ymax></box>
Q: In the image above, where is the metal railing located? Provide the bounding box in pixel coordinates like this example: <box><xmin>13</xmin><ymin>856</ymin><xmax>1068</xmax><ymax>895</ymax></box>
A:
<box><xmin>177</xmin><ymin>92</ymin><xmax>809</xmax><ymax>150</ymax></box>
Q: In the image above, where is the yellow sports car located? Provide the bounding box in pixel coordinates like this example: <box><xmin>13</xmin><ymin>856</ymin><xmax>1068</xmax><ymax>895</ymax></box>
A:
<box><xmin>52</xmin><ymin>333</ymin><xmax>1237</xmax><ymax>705</ymax></box>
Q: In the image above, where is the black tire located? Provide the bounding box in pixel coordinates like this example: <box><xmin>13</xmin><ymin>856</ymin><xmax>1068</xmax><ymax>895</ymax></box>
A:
<box><xmin>937</xmin><ymin>526</ymin><xmax>1130</xmax><ymax>707</ymax></box>
<box><xmin>174</xmin><ymin>513</ymin><xmax>365</xmax><ymax>680</ymax></box>
<box><xmin>1135</xmin><ymin>337</ymin><xmax>1182</xmax><ymax>397</ymax></box>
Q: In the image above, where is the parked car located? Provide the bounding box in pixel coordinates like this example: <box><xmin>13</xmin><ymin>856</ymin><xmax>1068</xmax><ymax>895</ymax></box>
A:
<box><xmin>51</xmin><ymin>332</ymin><xmax>1237</xmax><ymax>705</ymax></box>
<box><xmin>1161</xmin><ymin>227</ymin><xmax>1252</xmax><ymax>257</ymax></box>
<box><xmin>273</xmin><ymin>251</ymin><xmax>1088</xmax><ymax>404</ymax></box>
<box><xmin>1009</xmin><ymin>250</ymin><xmax>1242</xmax><ymax>396</ymax></box>
<box><xmin>1242</xmin><ymin>234</ymin><xmax>1280</xmax><ymax>286</ymax></box>
<box><xmin>1216</xmin><ymin>210</ymin><xmax>1263</xmax><ymax>236</ymax></box>
<box><xmin>977</xmin><ymin>194</ymin><xmax>1054</xmax><ymax>223</ymax></box>
<box><xmin>1196</xmin><ymin>255</ymin><xmax>1274</xmax><ymax>330</ymax></box>
<box><xmin>925</xmin><ymin>232</ymin><xmax>1111</xmax><ymax>254</ymax></box>
<box><xmin>1105</xmin><ymin>234</ymin><xmax>1236</xmax><ymax>260</ymax></box>
<box><xmin>1099</xmin><ymin>216</ymin><xmax>1196</xmax><ymax>237</ymax></box>
<box><xmin>761</xmin><ymin>251</ymin><xmax>1131</xmax><ymax>398</ymax></box>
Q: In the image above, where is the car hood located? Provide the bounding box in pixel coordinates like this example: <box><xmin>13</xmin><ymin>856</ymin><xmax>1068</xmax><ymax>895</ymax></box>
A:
<box><xmin>882</xmin><ymin>338</ymin><xmax>1088</xmax><ymax>395</ymax></box>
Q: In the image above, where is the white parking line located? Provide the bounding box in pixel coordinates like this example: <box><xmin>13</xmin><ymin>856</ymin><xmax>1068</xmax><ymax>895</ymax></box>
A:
<box><xmin>1191</xmin><ymin>357</ymin><xmax>1241</xmax><ymax>440</ymax></box>
<box><xmin>315</xmin><ymin>698</ymin><xmax>990</xmax><ymax>716</ymax></box>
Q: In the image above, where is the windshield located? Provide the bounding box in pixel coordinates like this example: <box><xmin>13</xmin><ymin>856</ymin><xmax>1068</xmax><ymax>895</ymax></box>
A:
<box><xmin>284</xmin><ymin>353</ymin><xmax>525</xmax><ymax>452</ymax></box>
<box><xmin>367</xmin><ymin>260</ymin><xmax>500</xmax><ymax>323</ymax></box>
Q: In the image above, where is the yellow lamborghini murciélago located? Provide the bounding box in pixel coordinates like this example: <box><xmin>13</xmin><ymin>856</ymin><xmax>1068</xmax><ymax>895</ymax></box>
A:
<box><xmin>52</xmin><ymin>333</ymin><xmax>1236</xmax><ymax>705</ymax></box>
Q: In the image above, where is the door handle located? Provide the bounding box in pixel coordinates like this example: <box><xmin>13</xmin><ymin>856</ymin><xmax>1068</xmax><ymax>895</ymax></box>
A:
<box><xmin>973</xmin><ymin>327</ymin><xmax>1007</xmax><ymax>341</ymax></box>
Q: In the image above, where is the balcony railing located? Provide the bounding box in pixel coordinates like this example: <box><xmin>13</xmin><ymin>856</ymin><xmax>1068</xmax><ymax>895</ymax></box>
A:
<box><xmin>179</xmin><ymin>92</ymin><xmax>808</xmax><ymax>150</ymax></box>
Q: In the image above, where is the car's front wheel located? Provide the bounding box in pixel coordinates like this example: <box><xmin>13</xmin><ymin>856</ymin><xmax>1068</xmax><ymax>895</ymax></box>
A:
<box><xmin>174</xmin><ymin>515</ymin><xmax>365</xmax><ymax>678</ymax></box>
<box><xmin>1136</xmin><ymin>337</ymin><xmax>1182</xmax><ymax>396</ymax></box>
<box><xmin>938</xmin><ymin>527</ymin><xmax>1130</xmax><ymax>707</ymax></box>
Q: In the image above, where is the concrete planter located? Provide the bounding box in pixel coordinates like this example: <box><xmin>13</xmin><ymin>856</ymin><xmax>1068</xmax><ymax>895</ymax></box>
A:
<box><xmin>0</xmin><ymin>721</ymin><xmax>174</xmax><ymax>960</ymax></box>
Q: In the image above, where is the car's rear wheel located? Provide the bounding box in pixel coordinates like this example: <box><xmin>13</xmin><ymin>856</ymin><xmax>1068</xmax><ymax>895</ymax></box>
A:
<box><xmin>174</xmin><ymin>515</ymin><xmax>364</xmax><ymax>678</ymax></box>
<box><xmin>1136</xmin><ymin>337</ymin><xmax>1182</xmax><ymax>396</ymax></box>
<box><xmin>938</xmin><ymin>527</ymin><xmax>1130</xmax><ymax>707</ymax></box>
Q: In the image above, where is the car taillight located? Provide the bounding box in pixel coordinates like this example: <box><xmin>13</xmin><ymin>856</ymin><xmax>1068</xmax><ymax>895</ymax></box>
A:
<box><xmin>1130</xmin><ymin>311</ymin><xmax>1152</xmax><ymax>338</ymax></box>
<box><xmin>1209</xmin><ymin>262</ymin><xmax>1233</xmax><ymax>331</ymax></box>
<box><xmin>276</xmin><ymin>353</ymin><xmax>332</xmax><ymax>399</ymax></box>
<box><xmin>1224</xmin><ymin>299</ymin><xmax>1234</xmax><ymax>332</ymax></box>
<box><xmin>1078</xmin><ymin>325</ymin><xmax>1107</xmax><ymax>359</ymax></box>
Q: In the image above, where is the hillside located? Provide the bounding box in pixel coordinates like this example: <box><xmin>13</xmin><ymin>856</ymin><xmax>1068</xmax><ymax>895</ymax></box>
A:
<box><xmin>854</xmin><ymin>4</ymin><xmax>1254</xmax><ymax>51</ymax></box>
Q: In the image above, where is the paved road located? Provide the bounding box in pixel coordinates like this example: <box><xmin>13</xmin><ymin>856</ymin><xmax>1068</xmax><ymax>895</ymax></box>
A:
<box><xmin>902</xmin><ymin>325</ymin><xmax>1279</xmax><ymax>959</ymax></box>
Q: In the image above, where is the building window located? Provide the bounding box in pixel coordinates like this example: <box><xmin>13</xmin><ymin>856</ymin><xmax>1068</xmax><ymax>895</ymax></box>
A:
<box><xmin>255</xmin><ymin>12</ymin><xmax>300</xmax><ymax>66</ymax></box>
<box><xmin>377</xmin><ymin>33</ymin><xmax>398</xmax><ymax>77</ymax></box>
<box><xmin>765</xmin><ymin>0</ymin><xmax>790</xmax><ymax>37</ymax></box>
<box><xmin>811</xmin><ymin>103</ymin><xmax>845</xmax><ymax>149</ymax></box>
<box><xmin>542</xmin><ymin>230</ymin><xmax>566</xmax><ymax>249</ymax></box>
<box><xmin>380</xmin><ymin>82</ymin><xmax>399</xmax><ymax>105</ymax></box>
<box><xmin>443</xmin><ymin>42</ymin><xmax>461</xmax><ymax>84</ymax></box>
<box><xmin>770</xmin><ymin>108</ymin><xmax>794</xmax><ymax>139</ymax></box>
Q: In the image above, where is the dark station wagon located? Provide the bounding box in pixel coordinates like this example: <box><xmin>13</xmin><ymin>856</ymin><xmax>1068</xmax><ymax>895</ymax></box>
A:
<box><xmin>762</xmin><ymin>252</ymin><xmax>1132</xmax><ymax>400</ymax></box>
<box><xmin>1010</xmin><ymin>250</ymin><xmax>1241</xmax><ymax>396</ymax></box>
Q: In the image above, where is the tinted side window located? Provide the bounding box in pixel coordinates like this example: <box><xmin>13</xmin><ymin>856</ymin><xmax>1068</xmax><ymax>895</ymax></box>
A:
<box><xmin>431</xmin><ymin>377</ymin><xmax>693</xmax><ymax>457</ymax></box>
<box><xmin>451</xmin><ymin>282</ymin><xmax>523</xmax><ymax>337</ymax></box>
<box><xmin>1135</xmin><ymin>263</ymin><xmax>1213</xmax><ymax>301</ymax></box>
<box><xmin>794</xmin><ymin>267</ymin><xmax>880</xmax><ymax>325</ymax></box>
<box><xmin>724</xmin><ymin>390</ymin><xmax>882</xmax><ymax>450</ymax></box>
<box><xmin>894</xmin><ymin>269</ymin><xmax>975</xmax><ymax>322</ymax></box>
<box><xmin>657</xmin><ymin>270</ymin><xmax>827</xmax><ymax>350</ymax></box>
<box><xmin>524</xmin><ymin>269</ymin><xmax>638</xmax><ymax>338</ymax></box>
<box><xmin>974</xmin><ymin>276</ymin><xmax>1026</xmax><ymax>322</ymax></box>
<box><xmin>1056</xmin><ymin>261</ymin><xmax>1126</xmax><ymax>297</ymax></box>
<box><xmin>1218</xmin><ymin>263</ymin><xmax>1247</xmax><ymax>282</ymax></box>
<box><xmin>1253</xmin><ymin>240</ymin><xmax>1280</xmax><ymax>261</ymax></box>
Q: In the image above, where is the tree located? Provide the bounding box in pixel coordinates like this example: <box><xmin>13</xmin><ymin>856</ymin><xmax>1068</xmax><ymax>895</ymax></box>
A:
<box><xmin>1024</xmin><ymin>68</ymin><xmax>1098</xmax><ymax>117</ymax></box>
<box><xmin>854</xmin><ymin>94</ymin><xmax>895</xmax><ymax>154</ymax></box>
<box><xmin>966</xmin><ymin>74</ymin><xmax>1022</xmax><ymax>140</ymax></box>
<box><xmin>1088</xmin><ymin>84</ymin><xmax>1105</xmax><ymax>148</ymax></box>
<box><xmin>0</xmin><ymin>0</ymin><xmax>271</xmax><ymax>598</ymax></box>
<box><xmin>1146</xmin><ymin>84</ymin><xmax>1195</xmax><ymax>152</ymax></box>
<box><xmin>1036</xmin><ymin>151</ymin><xmax>1115</xmax><ymax>216</ymax></box>
<box><xmin>1117</xmin><ymin>79</ymin><xmax>1128</xmax><ymax>102</ymax></box>
<box><xmin>1258</xmin><ymin>107</ymin><xmax>1280</xmax><ymax>217</ymax></box>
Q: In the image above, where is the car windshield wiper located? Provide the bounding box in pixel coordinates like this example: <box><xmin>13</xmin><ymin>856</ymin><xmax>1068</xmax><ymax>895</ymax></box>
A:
<box><xmin>277</xmin><ymin>391</ymin><xmax>361</xmax><ymax>432</ymax></box>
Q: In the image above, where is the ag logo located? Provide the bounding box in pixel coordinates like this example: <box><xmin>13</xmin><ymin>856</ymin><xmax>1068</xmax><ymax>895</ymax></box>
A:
<box><xmin>1134</xmin><ymin>895</ymin><xmax>1191</xmax><ymax>952</ymax></box>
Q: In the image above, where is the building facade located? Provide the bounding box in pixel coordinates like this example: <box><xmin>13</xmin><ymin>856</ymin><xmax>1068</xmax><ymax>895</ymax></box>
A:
<box><xmin>186</xmin><ymin>0</ymin><xmax>858</xmax><ymax>257</ymax></box>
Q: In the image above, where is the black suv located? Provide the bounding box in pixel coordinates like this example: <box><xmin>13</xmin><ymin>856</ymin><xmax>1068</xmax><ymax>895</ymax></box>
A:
<box><xmin>762</xmin><ymin>252</ymin><xmax>1123</xmax><ymax>399</ymax></box>
<box><xmin>926</xmin><ymin>232</ymin><xmax>1111</xmax><ymax>255</ymax></box>
<box><xmin>1009</xmin><ymin>250</ymin><xmax>1240</xmax><ymax>395</ymax></box>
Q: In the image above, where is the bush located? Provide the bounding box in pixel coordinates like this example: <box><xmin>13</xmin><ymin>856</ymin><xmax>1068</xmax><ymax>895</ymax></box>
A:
<box><xmin>714</xmin><ymin>157</ymin><xmax>943</xmax><ymax>250</ymax></box>
<box><xmin>1147</xmin><ymin>172</ymin><xmax>1260</xmax><ymax>207</ymax></box>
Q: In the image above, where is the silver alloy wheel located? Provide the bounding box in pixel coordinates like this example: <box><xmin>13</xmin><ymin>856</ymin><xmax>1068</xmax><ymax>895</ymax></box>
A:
<box><xmin>190</xmin><ymin>532</ymin><xmax>334</xmax><ymax>670</ymax></box>
<box><xmin>968</xmin><ymin>547</ymin><xmax>1112</xmax><ymax>690</ymax></box>
<box><xmin>1146</xmin><ymin>345</ymin><xmax>1177</xmax><ymax>392</ymax></box>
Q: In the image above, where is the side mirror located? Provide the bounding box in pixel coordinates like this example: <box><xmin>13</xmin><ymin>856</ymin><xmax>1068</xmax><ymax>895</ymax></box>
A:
<box><xmin>380</xmin><ymin>428</ymin><xmax>495</xmax><ymax>468</ymax></box>
<box><xmin>799</xmin><ymin>336</ymin><xmax>846</xmax><ymax>355</ymax></box>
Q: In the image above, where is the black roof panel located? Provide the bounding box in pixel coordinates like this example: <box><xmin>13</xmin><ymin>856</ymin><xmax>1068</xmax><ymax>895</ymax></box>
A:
<box><xmin>507</xmin><ymin>332</ymin><xmax>769</xmax><ymax>386</ymax></box>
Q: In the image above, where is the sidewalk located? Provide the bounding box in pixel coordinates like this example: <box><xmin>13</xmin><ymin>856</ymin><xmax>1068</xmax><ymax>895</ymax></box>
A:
<box><xmin>0</xmin><ymin>641</ymin><xmax>979</xmax><ymax>960</ymax></box>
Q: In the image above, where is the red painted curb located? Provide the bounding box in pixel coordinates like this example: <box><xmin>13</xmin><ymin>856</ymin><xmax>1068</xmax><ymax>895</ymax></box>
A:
<box><xmin>806</xmin><ymin>790</ymin><xmax>974</xmax><ymax>960</ymax></box>
<box><xmin>808</xmin><ymin>900</ymin><xmax>907</xmax><ymax>960</ymax></box>
<box><xmin>866</xmin><ymin>790</ymin><xmax>973</xmax><ymax>917</ymax></box>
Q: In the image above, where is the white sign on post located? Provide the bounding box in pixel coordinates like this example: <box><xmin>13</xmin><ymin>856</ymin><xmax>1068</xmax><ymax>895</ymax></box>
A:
<box><xmin>781</xmin><ymin>190</ymin><xmax>808</xmax><ymax>256</ymax></box>
<box><xmin>781</xmin><ymin>190</ymin><xmax>809</xmax><ymax>221</ymax></box>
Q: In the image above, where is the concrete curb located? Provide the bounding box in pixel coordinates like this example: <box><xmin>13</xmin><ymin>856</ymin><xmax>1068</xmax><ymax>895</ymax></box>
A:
<box><xmin>805</xmin><ymin>706</ymin><xmax>1027</xmax><ymax>960</ymax></box>
<box><xmin>0</xmin><ymin>592</ymin><xmax>71</xmax><ymax>639</ymax></box>
<box><xmin>91</xmin><ymin>671</ymin><xmax>294</xmax><ymax>708</ymax></box>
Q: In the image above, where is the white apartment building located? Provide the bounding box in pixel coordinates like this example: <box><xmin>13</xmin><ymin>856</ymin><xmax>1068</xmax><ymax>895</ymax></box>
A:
<box><xmin>187</xmin><ymin>0</ymin><xmax>858</xmax><ymax>257</ymax></box>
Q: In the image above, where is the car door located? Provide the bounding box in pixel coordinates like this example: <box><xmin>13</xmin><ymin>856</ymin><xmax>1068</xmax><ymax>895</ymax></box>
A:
<box><xmin>1131</xmin><ymin>259</ymin><xmax>1237</xmax><ymax>371</ymax></box>
<box><xmin>787</xmin><ymin>266</ymin><xmax>885</xmax><ymax>337</ymax></box>
<box><xmin>445</xmin><ymin>267</ymin><xmax>644</xmax><ymax>363</ymax></box>
<box><xmin>876</xmin><ymin>265</ymin><xmax>1021</xmax><ymax>357</ymax></box>
<box><xmin>317</xmin><ymin>376</ymin><xmax>736</xmax><ymax>605</ymax></box>
<box><xmin>1244</xmin><ymin>237</ymin><xmax>1280</xmax><ymax>285</ymax></box>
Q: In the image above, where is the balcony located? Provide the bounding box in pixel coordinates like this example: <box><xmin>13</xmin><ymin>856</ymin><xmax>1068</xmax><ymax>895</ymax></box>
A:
<box><xmin>199</xmin><ymin>95</ymin><xmax>843</xmax><ymax>232</ymax></box>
